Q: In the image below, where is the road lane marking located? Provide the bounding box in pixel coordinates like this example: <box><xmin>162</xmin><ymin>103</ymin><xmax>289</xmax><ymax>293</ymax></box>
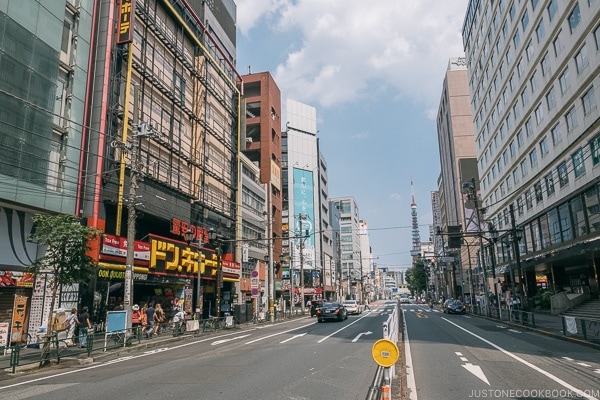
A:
<box><xmin>442</xmin><ymin>317</ymin><xmax>599</xmax><ymax>400</ymax></box>
<box><xmin>352</xmin><ymin>331</ymin><xmax>372</xmax><ymax>342</ymax></box>
<box><xmin>404</xmin><ymin>308</ymin><xmax>418</xmax><ymax>400</ymax></box>
<box><xmin>462</xmin><ymin>362</ymin><xmax>490</xmax><ymax>385</ymax></box>
<box><xmin>211</xmin><ymin>334</ymin><xmax>251</xmax><ymax>346</ymax></box>
<box><xmin>280</xmin><ymin>333</ymin><xmax>306</xmax><ymax>344</ymax></box>
<box><xmin>317</xmin><ymin>315</ymin><xmax>366</xmax><ymax>343</ymax></box>
<box><xmin>454</xmin><ymin>351</ymin><xmax>490</xmax><ymax>385</ymax></box>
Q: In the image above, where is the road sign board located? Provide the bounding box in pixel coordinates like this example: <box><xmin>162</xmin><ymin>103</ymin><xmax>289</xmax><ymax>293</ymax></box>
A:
<box><xmin>371</xmin><ymin>339</ymin><xmax>400</xmax><ymax>368</ymax></box>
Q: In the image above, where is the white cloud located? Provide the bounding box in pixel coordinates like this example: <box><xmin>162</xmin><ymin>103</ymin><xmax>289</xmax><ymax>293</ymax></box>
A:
<box><xmin>238</xmin><ymin>0</ymin><xmax>468</xmax><ymax>114</ymax></box>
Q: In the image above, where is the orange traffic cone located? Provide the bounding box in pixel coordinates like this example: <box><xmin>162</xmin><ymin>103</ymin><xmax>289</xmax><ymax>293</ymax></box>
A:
<box><xmin>381</xmin><ymin>384</ymin><xmax>391</xmax><ymax>400</ymax></box>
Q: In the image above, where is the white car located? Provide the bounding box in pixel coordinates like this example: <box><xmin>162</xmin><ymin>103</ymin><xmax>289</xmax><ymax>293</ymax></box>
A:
<box><xmin>343</xmin><ymin>300</ymin><xmax>362</xmax><ymax>315</ymax></box>
<box><xmin>399</xmin><ymin>295</ymin><xmax>410</xmax><ymax>304</ymax></box>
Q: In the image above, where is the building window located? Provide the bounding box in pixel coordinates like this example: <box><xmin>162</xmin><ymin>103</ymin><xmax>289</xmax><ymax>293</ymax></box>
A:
<box><xmin>510</xmin><ymin>140</ymin><xmax>516</xmax><ymax>157</ymax></box>
<box><xmin>565</xmin><ymin>107</ymin><xmax>578</xmax><ymax>132</ymax></box>
<box><xmin>529</xmin><ymin>148</ymin><xmax>538</xmax><ymax>167</ymax></box>
<box><xmin>517</xmin><ymin>58</ymin><xmax>524</xmax><ymax>77</ymax></box>
<box><xmin>513</xmin><ymin>30</ymin><xmax>521</xmax><ymax>47</ymax></box>
<box><xmin>590</xmin><ymin>132</ymin><xmax>600</xmax><ymax>165</ymax></box>
<box><xmin>531</xmin><ymin>0</ymin><xmax>539</xmax><ymax>10</ymax></box>
<box><xmin>517</xmin><ymin>129</ymin><xmax>525</xmax><ymax>147</ymax></box>
<box><xmin>574</xmin><ymin>44</ymin><xmax>589</xmax><ymax>74</ymax></box>
<box><xmin>525</xmin><ymin>190</ymin><xmax>533</xmax><ymax>210</ymax></box>
<box><xmin>534</xmin><ymin>182</ymin><xmax>543</xmax><ymax>202</ymax></box>
<box><xmin>557</xmin><ymin>162</ymin><xmax>569</xmax><ymax>187</ymax></box>
<box><xmin>568</xmin><ymin>3</ymin><xmax>581</xmax><ymax>33</ymax></box>
<box><xmin>526</xmin><ymin>40</ymin><xmax>534</xmax><ymax>61</ymax></box>
<box><xmin>540</xmin><ymin>136</ymin><xmax>549</xmax><ymax>157</ymax></box>
<box><xmin>521</xmin><ymin>159</ymin><xmax>528</xmax><ymax>177</ymax></box>
<box><xmin>535</xmin><ymin>103</ymin><xmax>544</xmax><ymax>124</ymax></box>
<box><xmin>559</xmin><ymin>67</ymin><xmax>570</xmax><ymax>94</ymax></box>
<box><xmin>547</xmin><ymin>0</ymin><xmax>558</xmax><ymax>21</ymax></box>
<box><xmin>530</xmin><ymin>71</ymin><xmax>538</xmax><ymax>93</ymax></box>
<box><xmin>551</xmin><ymin>124</ymin><xmax>562</xmax><ymax>146</ymax></box>
<box><xmin>525</xmin><ymin>117</ymin><xmax>533</xmax><ymax>137</ymax></box>
<box><xmin>513</xmin><ymin>168</ymin><xmax>520</xmax><ymax>184</ymax></box>
<box><xmin>509</xmin><ymin>2</ymin><xmax>516</xmax><ymax>21</ymax></box>
<box><xmin>572</xmin><ymin>148</ymin><xmax>586</xmax><ymax>177</ymax></box>
<box><xmin>517</xmin><ymin>197</ymin><xmax>524</xmax><ymax>215</ymax></box>
<box><xmin>546</xmin><ymin>86</ymin><xmax>556</xmax><ymax>110</ymax></box>
<box><xmin>595</xmin><ymin>25</ymin><xmax>600</xmax><ymax>50</ymax></box>
<box><xmin>545</xmin><ymin>172</ymin><xmax>555</xmax><ymax>195</ymax></box>
<box><xmin>521</xmin><ymin>9</ymin><xmax>530</xmax><ymax>30</ymax></box>
<box><xmin>521</xmin><ymin>87</ymin><xmax>529</xmax><ymax>106</ymax></box>
<box><xmin>536</xmin><ymin>19</ymin><xmax>545</xmax><ymax>43</ymax></box>
<box><xmin>553</xmin><ymin>30</ymin><xmax>563</xmax><ymax>56</ymax></box>
<box><xmin>582</xmin><ymin>86</ymin><xmax>597</xmax><ymax>116</ymax></box>
<box><xmin>540</xmin><ymin>52</ymin><xmax>550</xmax><ymax>76</ymax></box>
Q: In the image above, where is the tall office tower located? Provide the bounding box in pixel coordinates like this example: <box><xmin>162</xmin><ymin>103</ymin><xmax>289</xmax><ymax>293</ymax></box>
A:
<box><xmin>462</xmin><ymin>0</ymin><xmax>600</xmax><ymax>301</ymax></box>
<box><xmin>329</xmin><ymin>196</ymin><xmax>362</xmax><ymax>301</ymax></box>
<box><xmin>435</xmin><ymin>57</ymin><xmax>478</xmax><ymax>299</ymax></box>
<box><xmin>0</xmin><ymin>0</ymin><xmax>95</xmax><ymax>327</ymax></box>
<box><xmin>282</xmin><ymin>99</ymin><xmax>328</xmax><ymax>303</ymax></box>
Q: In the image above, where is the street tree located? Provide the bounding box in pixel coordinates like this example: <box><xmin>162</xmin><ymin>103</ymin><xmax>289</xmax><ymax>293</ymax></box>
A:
<box><xmin>405</xmin><ymin>259</ymin><xmax>428</xmax><ymax>296</ymax></box>
<box><xmin>28</xmin><ymin>213</ymin><xmax>100</xmax><ymax>333</ymax></box>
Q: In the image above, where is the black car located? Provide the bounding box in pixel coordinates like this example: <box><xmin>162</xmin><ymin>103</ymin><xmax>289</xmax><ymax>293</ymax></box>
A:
<box><xmin>443</xmin><ymin>299</ymin><xmax>466</xmax><ymax>314</ymax></box>
<box><xmin>316</xmin><ymin>302</ymin><xmax>348</xmax><ymax>322</ymax></box>
<box><xmin>310</xmin><ymin>300</ymin><xmax>323</xmax><ymax>317</ymax></box>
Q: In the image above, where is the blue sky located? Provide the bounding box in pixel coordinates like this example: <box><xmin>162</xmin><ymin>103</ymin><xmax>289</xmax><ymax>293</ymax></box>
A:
<box><xmin>235</xmin><ymin>0</ymin><xmax>469</xmax><ymax>269</ymax></box>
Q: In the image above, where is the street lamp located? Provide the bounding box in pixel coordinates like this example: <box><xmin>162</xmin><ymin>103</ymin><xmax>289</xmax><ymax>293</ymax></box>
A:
<box><xmin>184</xmin><ymin>229</ymin><xmax>203</xmax><ymax>319</ymax></box>
<box><xmin>208</xmin><ymin>228</ymin><xmax>223</xmax><ymax>317</ymax></box>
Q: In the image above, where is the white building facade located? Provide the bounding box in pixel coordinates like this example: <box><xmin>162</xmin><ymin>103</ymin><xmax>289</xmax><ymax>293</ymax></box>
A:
<box><xmin>463</xmin><ymin>0</ymin><xmax>600</xmax><ymax>302</ymax></box>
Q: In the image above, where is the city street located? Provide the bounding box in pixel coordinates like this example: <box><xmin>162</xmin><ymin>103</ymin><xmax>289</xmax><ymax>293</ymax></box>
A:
<box><xmin>402</xmin><ymin>304</ymin><xmax>600</xmax><ymax>400</ymax></box>
<box><xmin>0</xmin><ymin>303</ymin><xmax>397</xmax><ymax>400</ymax></box>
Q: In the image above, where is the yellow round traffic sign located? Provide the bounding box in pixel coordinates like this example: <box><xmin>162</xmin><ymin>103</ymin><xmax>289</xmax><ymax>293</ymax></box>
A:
<box><xmin>371</xmin><ymin>339</ymin><xmax>400</xmax><ymax>367</ymax></box>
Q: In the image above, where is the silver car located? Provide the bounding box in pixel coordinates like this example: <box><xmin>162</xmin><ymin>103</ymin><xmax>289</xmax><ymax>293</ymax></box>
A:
<box><xmin>342</xmin><ymin>300</ymin><xmax>362</xmax><ymax>315</ymax></box>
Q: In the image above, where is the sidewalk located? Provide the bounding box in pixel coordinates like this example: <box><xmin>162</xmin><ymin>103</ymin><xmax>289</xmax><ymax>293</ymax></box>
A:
<box><xmin>0</xmin><ymin>321</ymin><xmax>247</xmax><ymax>380</ymax></box>
<box><xmin>489</xmin><ymin>310</ymin><xmax>600</xmax><ymax>350</ymax></box>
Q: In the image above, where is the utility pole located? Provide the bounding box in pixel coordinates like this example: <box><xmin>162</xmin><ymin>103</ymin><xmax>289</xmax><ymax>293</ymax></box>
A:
<box><xmin>267</xmin><ymin>184</ymin><xmax>274</xmax><ymax>322</ymax></box>
<box><xmin>299</xmin><ymin>214</ymin><xmax>305</xmax><ymax>315</ymax></box>
<box><xmin>467</xmin><ymin>178</ymin><xmax>491</xmax><ymax>316</ymax></box>
<box><xmin>509</xmin><ymin>204</ymin><xmax>526</xmax><ymax>309</ymax></box>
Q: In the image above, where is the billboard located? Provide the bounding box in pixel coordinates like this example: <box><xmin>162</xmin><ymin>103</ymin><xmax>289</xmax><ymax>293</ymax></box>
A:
<box><xmin>293</xmin><ymin>167</ymin><xmax>316</xmax><ymax>270</ymax></box>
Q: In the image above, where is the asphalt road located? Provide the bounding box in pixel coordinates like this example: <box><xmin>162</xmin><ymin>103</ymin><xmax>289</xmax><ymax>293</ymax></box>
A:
<box><xmin>0</xmin><ymin>302</ymin><xmax>398</xmax><ymax>400</ymax></box>
<box><xmin>402</xmin><ymin>303</ymin><xmax>600</xmax><ymax>400</ymax></box>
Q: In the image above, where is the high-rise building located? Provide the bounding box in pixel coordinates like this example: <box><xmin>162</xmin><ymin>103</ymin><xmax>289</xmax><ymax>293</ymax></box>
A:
<box><xmin>329</xmin><ymin>196</ymin><xmax>362</xmax><ymax>300</ymax></box>
<box><xmin>282</xmin><ymin>99</ymin><xmax>328</xmax><ymax>304</ymax></box>
<box><xmin>435</xmin><ymin>57</ymin><xmax>478</xmax><ymax>300</ymax></box>
<box><xmin>0</xmin><ymin>0</ymin><xmax>95</xmax><ymax>326</ymax></box>
<box><xmin>462</xmin><ymin>0</ymin><xmax>600</xmax><ymax>302</ymax></box>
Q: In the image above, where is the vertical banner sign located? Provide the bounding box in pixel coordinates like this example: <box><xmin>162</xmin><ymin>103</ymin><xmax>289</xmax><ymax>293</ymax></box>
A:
<box><xmin>117</xmin><ymin>0</ymin><xmax>135</xmax><ymax>44</ymax></box>
<box><xmin>293</xmin><ymin>167</ymin><xmax>316</xmax><ymax>267</ymax></box>
<box><xmin>10</xmin><ymin>295</ymin><xmax>28</xmax><ymax>343</ymax></box>
<box><xmin>124</xmin><ymin>267</ymin><xmax>132</xmax><ymax>306</ymax></box>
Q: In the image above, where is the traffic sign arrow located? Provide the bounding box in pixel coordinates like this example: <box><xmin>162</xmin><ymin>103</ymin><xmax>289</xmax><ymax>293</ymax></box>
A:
<box><xmin>352</xmin><ymin>331</ymin><xmax>373</xmax><ymax>343</ymax></box>
<box><xmin>462</xmin><ymin>363</ymin><xmax>490</xmax><ymax>385</ymax></box>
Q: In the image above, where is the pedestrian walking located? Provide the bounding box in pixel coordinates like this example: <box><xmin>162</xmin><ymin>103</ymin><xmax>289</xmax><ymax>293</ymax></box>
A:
<box><xmin>65</xmin><ymin>308</ymin><xmax>79</xmax><ymax>346</ymax></box>
<box><xmin>78</xmin><ymin>306</ymin><xmax>92</xmax><ymax>348</ymax></box>
<box><xmin>154</xmin><ymin>303</ymin><xmax>165</xmax><ymax>335</ymax></box>
<box><xmin>144</xmin><ymin>302</ymin><xmax>155</xmax><ymax>338</ymax></box>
